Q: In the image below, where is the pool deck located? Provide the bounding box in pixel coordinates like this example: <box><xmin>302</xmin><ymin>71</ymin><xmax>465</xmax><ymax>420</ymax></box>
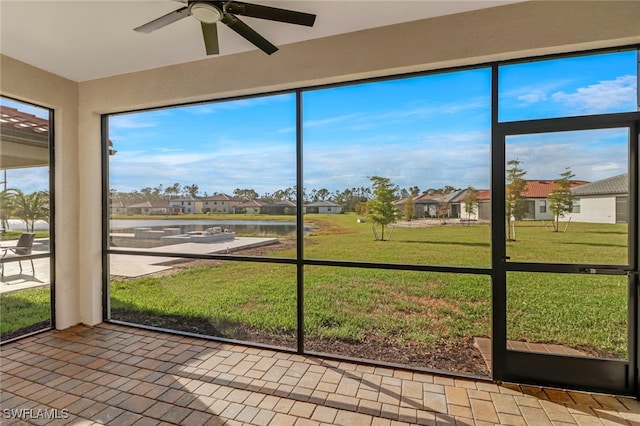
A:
<box><xmin>0</xmin><ymin>237</ymin><xmax>279</xmax><ymax>293</ymax></box>
<box><xmin>110</xmin><ymin>237</ymin><xmax>279</xmax><ymax>278</ymax></box>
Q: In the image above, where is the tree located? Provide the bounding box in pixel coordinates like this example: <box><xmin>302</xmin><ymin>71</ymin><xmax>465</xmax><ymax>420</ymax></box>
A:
<box><xmin>334</xmin><ymin>187</ymin><xmax>369</xmax><ymax>212</ymax></box>
<box><xmin>3</xmin><ymin>189</ymin><xmax>49</xmax><ymax>232</ymax></box>
<box><xmin>315</xmin><ymin>188</ymin><xmax>330</xmax><ymax>201</ymax></box>
<box><xmin>403</xmin><ymin>196</ymin><xmax>415</xmax><ymax>220</ymax></box>
<box><xmin>425</xmin><ymin>185</ymin><xmax>460</xmax><ymax>195</ymax></box>
<box><xmin>463</xmin><ymin>186</ymin><xmax>478</xmax><ymax>225</ymax></box>
<box><xmin>233</xmin><ymin>188</ymin><xmax>259</xmax><ymax>202</ymax></box>
<box><xmin>164</xmin><ymin>182</ymin><xmax>181</xmax><ymax>199</ymax></box>
<box><xmin>548</xmin><ymin>167</ymin><xmax>575</xmax><ymax>232</ymax></box>
<box><xmin>506</xmin><ymin>159</ymin><xmax>527</xmax><ymax>241</ymax></box>
<box><xmin>366</xmin><ymin>176</ymin><xmax>398</xmax><ymax>241</ymax></box>
<box><xmin>153</xmin><ymin>184</ymin><xmax>164</xmax><ymax>199</ymax></box>
<box><xmin>183</xmin><ymin>184</ymin><xmax>199</xmax><ymax>198</ymax></box>
<box><xmin>355</xmin><ymin>201</ymin><xmax>368</xmax><ymax>216</ymax></box>
<box><xmin>0</xmin><ymin>189</ymin><xmax>15</xmax><ymax>230</ymax></box>
<box><xmin>140</xmin><ymin>187</ymin><xmax>154</xmax><ymax>200</ymax></box>
<box><xmin>436</xmin><ymin>202</ymin><xmax>450</xmax><ymax>224</ymax></box>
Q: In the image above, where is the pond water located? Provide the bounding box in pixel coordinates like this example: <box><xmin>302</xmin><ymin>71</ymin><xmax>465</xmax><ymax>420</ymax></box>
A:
<box><xmin>110</xmin><ymin>219</ymin><xmax>298</xmax><ymax>237</ymax></box>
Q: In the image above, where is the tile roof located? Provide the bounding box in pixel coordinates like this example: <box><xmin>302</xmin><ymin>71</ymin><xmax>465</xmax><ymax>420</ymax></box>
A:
<box><xmin>413</xmin><ymin>193</ymin><xmax>452</xmax><ymax>203</ymax></box>
<box><xmin>305</xmin><ymin>201</ymin><xmax>341</xmax><ymax>207</ymax></box>
<box><xmin>270</xmin><ymin>200</ymin><xmax>296</xmax><ymax>207</ymax></box>
<box><xmin>449</xmin><ymin>188</ymin><xmax>488</xmax><ymax>203</ymax></box>
<box><xmin>235</xmin><ymin>200</ymin><xmax>268</xmax><ymax>208</ymax></box>
<box><xmin>571</xmin><ymin>173</ymin><xmax>628</xmax><ymax>196</ymax></box>
<box><xmin>169</xmin><ymin>196</ymin><xmax>197</xmax><ymax>202</ymax></box>
<box><xmin>521</xmin><ymin>180</ymin><xmax>589</xmax><ymax>198</ymax></box>
<box><xmin>476</xmin><ymin>189</ymin><xmax>491</xmax><ymax>201</ymax></box>
<box><xmin>126</xmin><ymin>200</ymin><xmax>171</xmax><ymax>208</ymax></box>
<box><xmin>202</xmin><ymin>194</ymin><xmax>240</xmax><ymax>201</ymax></box>
<box><xmin>0</xmin><ymin>106</ymin><xmax>49</xmax><ymax>133</ymax></box>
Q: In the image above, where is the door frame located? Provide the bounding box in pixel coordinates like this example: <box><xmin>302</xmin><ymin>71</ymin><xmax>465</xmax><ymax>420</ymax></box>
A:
<box><xmin>491</xmin><ymin>112</ymin><xmax>640</xmax><ymax>395</ymax></box>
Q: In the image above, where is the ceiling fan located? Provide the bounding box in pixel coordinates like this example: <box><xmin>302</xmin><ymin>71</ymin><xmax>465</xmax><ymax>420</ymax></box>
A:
<box><xmin>134</xmin><ymin>1</ymin><xmax>316</xmax><ymax>56</ymax></box>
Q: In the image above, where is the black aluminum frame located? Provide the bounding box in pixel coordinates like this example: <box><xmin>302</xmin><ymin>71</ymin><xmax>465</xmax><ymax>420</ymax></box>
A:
<box><xmin>0</xmin><ymin>96</ymin><xmax>56</xmax><ymax>343</ymax></box>
<box><xmin>493</xmin><ymin>111</ymin><xmax>640</xmax><ymax>395</ymax></box>
<box><xmin>101</xmin><ymin>46</ymin><xmax>640</xmax><ymax>395</ymax></box>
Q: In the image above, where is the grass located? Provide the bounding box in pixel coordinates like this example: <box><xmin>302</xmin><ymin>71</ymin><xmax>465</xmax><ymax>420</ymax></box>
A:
<box><xmin>1</xmin><ymin>230</ymin><xmax>50</xmax><ymax>240</ymax></box>
<box><xmin>1</xmin><ymin>231</ymin><xmax>51</xmax><ymax>339</ymax></box>
<box><xmin>507</xmin><ymin>272</ymin><xmax>626</xmax><ymax>356</ymax></box>
<box><xmin>106</xmin><ymin>214</ymin><xmax>629</xmax><ymax>358</ymax></box>
<box><xmin>0</xmin><ymin>287</ymin><xmax>51</xmax><ymax>338</ymax></box>
<box><xmin>1</xmin><ymin>213</ymin><xmax>628</xmax><ymax>357</ymax></box>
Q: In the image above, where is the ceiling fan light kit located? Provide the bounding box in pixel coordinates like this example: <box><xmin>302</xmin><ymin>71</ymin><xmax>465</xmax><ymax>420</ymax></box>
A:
<box><xmin>134</xmin><ymin>0</ymin><xmax>316</xmax><ymax>56</ymax></box>
<box><xmin>189</xmin><ymin>2</ymin><xmax>222</xmax><ymax>23</ymax></box>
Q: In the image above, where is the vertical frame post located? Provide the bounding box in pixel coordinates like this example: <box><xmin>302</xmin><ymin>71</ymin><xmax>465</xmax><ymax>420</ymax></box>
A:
<box><xmin>101</xmin><ymin>115</ymin><xmax>110</xmax><ymax>321</ymax></box>
<box><xmin>296</xmin><ymin>91</ymin><xmax>305</xmax><ymax>354</ymax></box>
<box><xmin>491</xmin><ymin>64</ymin><xmax>508</xmax><ymax>380</ymax></box>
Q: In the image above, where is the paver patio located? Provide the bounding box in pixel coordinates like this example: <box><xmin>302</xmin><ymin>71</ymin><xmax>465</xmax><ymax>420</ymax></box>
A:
<box><xmin>1</xmin><ymin>323</ymin><xmax>640</xmax><ymax>425</ymax></box>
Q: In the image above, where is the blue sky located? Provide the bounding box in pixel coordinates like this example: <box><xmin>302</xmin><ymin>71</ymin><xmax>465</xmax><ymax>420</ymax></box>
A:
<box><xmin>2</xmin><ymin>50</ymin><xmax>638</xmax><ymax>196</ymax></box>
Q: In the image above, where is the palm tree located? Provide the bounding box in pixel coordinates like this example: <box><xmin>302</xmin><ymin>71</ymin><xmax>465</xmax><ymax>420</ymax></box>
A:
<box><xmin>0</xmin><ymin>189</ymin><xmax>16</xmax><ymax>230</ymax></box>
<box><xmin>3</xmin><ymin>189</ymin><xmax>50</xmax><ymax>232</ymax></box>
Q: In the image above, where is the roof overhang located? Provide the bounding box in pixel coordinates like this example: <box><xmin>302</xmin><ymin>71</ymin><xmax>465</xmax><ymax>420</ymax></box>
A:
<box><xmin>0</xmin><ymin>106</ymin><xmax>49</xmax><ymax>170</ymax></box>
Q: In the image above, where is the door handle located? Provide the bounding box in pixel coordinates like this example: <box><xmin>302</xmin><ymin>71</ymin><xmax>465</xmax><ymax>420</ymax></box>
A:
<box><xmin>579</xmin><ymin>267</ymin><xmax>628</xmax><ymax>275</ymax></box>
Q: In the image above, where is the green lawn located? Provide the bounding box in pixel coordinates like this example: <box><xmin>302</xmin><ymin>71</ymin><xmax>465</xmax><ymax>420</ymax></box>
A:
<box><xmin>1</xmin><ymin>214</ymin><xmax>628</xmax><ymax>358</ymax></box>
<box><xmin>107</xmin><ymin>214</ymin><xmax>629</xmax><ymax>358</ymax></box>
<box><xmin>0</xmin><ymin>287</ymin><xmax>51</xmax><ymax>338</ymax></box>
<box><xmin>1</xmin><ymin>231</ymin><xmax>51</xmax><ymax>340</ymax></box>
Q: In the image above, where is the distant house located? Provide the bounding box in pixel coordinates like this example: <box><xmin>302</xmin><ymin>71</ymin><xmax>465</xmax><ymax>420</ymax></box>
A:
<box><xmin>394</xmin><ymin>190</ymin><xmax>466</xmax><ymax>218</ymax></box>
<box><xmin>126</xmin><ymin>200</ymin><xmax>177</xmax><ymax>215</ymax></box>
<box><xmin>450</xmin><ymin>188</ymin><xmax>491</xmax><ymax>221</ymax></box>
<box><xmin>168</xmin><ymin>196</ymin><xmax>201</xmax><ymax>214</ymax></box>
<box><xmin>201</xmin><ymin>194</ymin><xmax>241</xmax><ymax>214</ymax></box>
<box><xmin>568</xmin><ymin>173</ymin><xmax>628</xmax><ymax>224</ymax></box>
<box><xmin>475</xmin><ymin>190</ymin><xmax>492</xmax><ymax>221</ymax></box>
<box><xmin>519</xmin><ymin>179</ymin><xmax>589</xmax><ymax>220</ymax></box>
<box><xmin>261</xmin><ymin>200</ymin><xmax>297</xmax><ymax>215</ymax></box>
<box><xmin>304</xmin><ymin>201</ymin><xmax>342</xmax><ymax>214</ymax></box>
<box><xmin>234</xmin><ymin>200</ymin><xmax>268</xmax><ymax>214</ymax></box>
<box><xmin>109</xmin><ymin>200</ymin><xmax>126</xmax><ymax>215</ymax></box>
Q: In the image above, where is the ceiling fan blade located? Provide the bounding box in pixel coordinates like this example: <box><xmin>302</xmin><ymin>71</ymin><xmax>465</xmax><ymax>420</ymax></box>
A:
<box><xmin>201</xmin><ymin>22</ymin><xmax>220</xmax><ymax>55</ymax></box>
<box><xmin>225</xmin><ymin>2</ymin><xmax>316</xmax><ymax>27</ymax></box>
<box><xmin>222</xmin><ymin>14</ymin><xmax>278</xmax><ymax>55</ymax></box>
<box><xmin>134</xmin><ymin>7</ymin><xmax>190</xmax><ymax>33</ymax></box>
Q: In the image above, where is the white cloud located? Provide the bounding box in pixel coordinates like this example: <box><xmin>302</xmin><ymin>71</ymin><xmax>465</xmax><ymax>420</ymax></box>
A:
<box><xmin>303</xmin><ymin>129</ymin><xmax>492</xmax><ymax>191</ymax></box>
<box><xmin>551</xmin><ymin>75</ymin><xmax>637</xmax><ymax>113</ymax></box>
<box><xmin>5</xmin><ymin>167</ymin><xmax>49</xmax><ymax>194</ymax></box>
<box><xmin>303</xmin><ymin>113</ymin><xmax>364</xmax><ymax>128</ymax></box>
<box><xmin>517</xmin><ymin>89</ymin><xmax>547</xmax><ymax>104</ymax></box>
<box><xmin>592</xmin><ymin>162</ymin><xmax>623</xmax><ymax>172</ymax></box>
<box><xmin>502</xmin><ymin>79</ymin><xmax>570</xmax><ymax>107</ymax></box>
<box><xmin>506</xmin><ymin>128</ymin><xmax>628</xmax><ymax>182</ymax></box>
<box><xmin>109</xmin><ymin>114</ymin><xmax>160</xmax><ymax>130</ymax></box>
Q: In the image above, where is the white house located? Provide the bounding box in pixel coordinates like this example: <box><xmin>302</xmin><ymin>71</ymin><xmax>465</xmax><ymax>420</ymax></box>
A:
<box><xmin>168</xmin><ymin>197</ymin><xmax>201</xmax><ymax>214</ymax></box>
<box><xmin>201</xmin><ymin>194</ymin><xmax>241</xmax><ymax>214</ymax></box>
<box><xmin>568</xmin><ymin>174</ymin><xmax>628</xmax><ymax>224</ymax></box>
<box><xmin>304</xmin><ymin>201</ymin><xmax>342</xmax><ymax>214</ymax></box>
<box><xmin>234</xmin><ymin>200</ymin><xmax>267</xmax><ymax>215</ymax></box>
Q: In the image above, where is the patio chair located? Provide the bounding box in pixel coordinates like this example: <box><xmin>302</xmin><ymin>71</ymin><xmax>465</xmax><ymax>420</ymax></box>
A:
<box><xmin>1</xmin><ymin>233</ymin><xmax>36</xmax><ymax>278</ymax></box>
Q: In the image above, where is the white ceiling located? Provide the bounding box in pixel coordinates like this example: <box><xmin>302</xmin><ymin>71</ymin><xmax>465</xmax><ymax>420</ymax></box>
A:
<box><xmin>0</xmin><ymin>0</ymin><xmax>523</xmax><ymax>82</ymax></box>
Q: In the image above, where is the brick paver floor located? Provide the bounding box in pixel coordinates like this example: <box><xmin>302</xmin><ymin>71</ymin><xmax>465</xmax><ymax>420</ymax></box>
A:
<box><xmin>1</xmin><ymin>323</ymin><xmax>640</xmax><ymax>425</ymax></box>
